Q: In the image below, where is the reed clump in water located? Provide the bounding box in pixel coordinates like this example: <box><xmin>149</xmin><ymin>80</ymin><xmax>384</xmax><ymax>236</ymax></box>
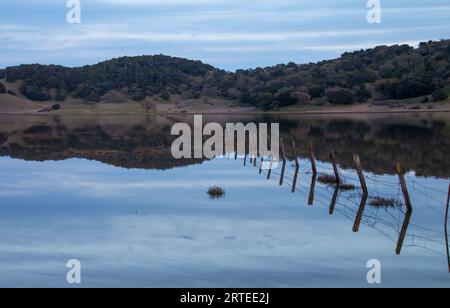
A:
<box><xmin>207</xmin><ymin>186</ymin><xmax>225</xmax><ymax>199</ymax></box>
<box><xmin>370</xmin><ymin>197</ymin><xmax>402</xmax><ymax>208</ymax></box>
<box><xmin>338</xmin><ymin>183</ymin><xmax>356</xmax><ymax>191</ymax></box>
<box><xmin>317</xmin><ymin>174</ymin><xmax>356</xmax><ymax>191</ymax></box>
<box><xmin>318</xmin><ymin>174</ymin><xmax>337</xmax><ymax>185</ymax></box>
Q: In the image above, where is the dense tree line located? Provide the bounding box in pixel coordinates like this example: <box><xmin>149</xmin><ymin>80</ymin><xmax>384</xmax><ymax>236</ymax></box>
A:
<box><xmin>1</xmin><ymin>40</ymin><xmax>449</xmax><ymax>109</ymax></box>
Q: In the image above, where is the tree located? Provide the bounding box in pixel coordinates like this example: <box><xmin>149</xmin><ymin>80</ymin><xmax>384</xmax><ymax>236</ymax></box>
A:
<box><xmin>326</xmin><ymin>89</ymin><xmax>355</xmax><ymax>104</ymax></box>
<box><xmin>276</xmin><ymin>90</ymin><xmax>297</xmax><ymax>107</ymax></box>
<box><xmin>432</xmin><ymin>89</ymin><xmax>448</xmax><ymax>101</ymax></box>
<box><xmin>55</xmin><ymin>90</ymin><xmax>66</xmax><ymax>102</ymax></box>
<box><xmin>161</xmin><ymin>90</ymin><xmax>171</xmax><ymax>101</ymax></box>
<box><xmin>355</xmin><ymin>86</ymin><xmax>372</xmax><ymax>102</ymax></box>
<box><xmin>291</xmin><ymin>91</ymin><xmax>311</xmax><ymax>105</ymax></box>
<box><xmin>131</xmin><ymin>92</ymin><xmax>146</xmax><ymax>101</ymax></box>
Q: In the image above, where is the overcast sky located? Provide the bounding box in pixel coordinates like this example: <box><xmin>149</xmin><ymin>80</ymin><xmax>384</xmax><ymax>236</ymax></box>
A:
<box><xmin>0</xmin><ymin>0</ymin><xmax>449</xmax><ymax>71</ymax></box>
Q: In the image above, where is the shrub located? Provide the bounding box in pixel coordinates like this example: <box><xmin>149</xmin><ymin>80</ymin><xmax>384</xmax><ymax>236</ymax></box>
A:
<box><xmin>161</xmin><ymin>90</ymin><xmax>171</xmax><ymax>101</ymax></box>
<box><xmin>276</xmin><ymin>90</ymin><xmax>297</xmax><ymax>107</ymax></box>
<box><xmin>326</xmin><ymin>89</ymin><xmax>355</xmax><ymax>104</ymax></box>
<box><xmin>432</xmin><ymin>89</ymin><xmax>448</xmax><ymax>102</ymax></box>
<box><xmin>20</xmin><ymin>84</ymin><xmax>51</xmax><ymax>101</ymax></box>
<box><xmin>131</xmin><ymin>92</ymin><xmax>146</xmax><ymax>101</ymax></box>
<box><xmin>370</xmin><ymin>197</ymin><xmax>402</xmax><ymax>208</ymax></box>
<box><xmin>318</xmin><ymin>174</ymin><xmax>356</xmax><ymax>190</ymax></box>
<box><xmin>0</xmin><ymin>82</ymin><xmax>5</xmax><ymax>94</ymax></box>
<box><xmin>318</xmin><ymin>174</ymin><xmax>337</xmax><ymax>185</ymax></box>
<box><xmin>55</xmin><ymin>90</ymin><xmax>66</xmax><ymax>101</ymax></box>
<box><xmin>355</xmin><ymin>87</ymin><xmax>372</xmax><ymax>102</ymax></box>
<box><xmin>207</xmin><ymin>186</ymin><xmax>225</xmax><ymax>199</ymax></box>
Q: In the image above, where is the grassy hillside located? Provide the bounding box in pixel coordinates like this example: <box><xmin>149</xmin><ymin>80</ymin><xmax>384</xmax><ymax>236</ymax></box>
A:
<box><xmin>0</xmin><ymin>39</ymin><xmax>449</xmax><ymax>111</ymax></box>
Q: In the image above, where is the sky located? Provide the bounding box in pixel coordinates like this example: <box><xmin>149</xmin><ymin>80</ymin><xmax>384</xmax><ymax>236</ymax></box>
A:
<box><xmin>0</xmin><ymin>0</ymin><xmax>449</xmax><ymax>71</ymax></box>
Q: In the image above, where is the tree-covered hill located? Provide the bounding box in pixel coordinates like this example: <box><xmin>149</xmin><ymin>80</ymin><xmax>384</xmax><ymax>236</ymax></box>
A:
<box><xmin>1</xmin><ymin>39</ymin><xmax>449</xmax><ymax>110</ymax></box>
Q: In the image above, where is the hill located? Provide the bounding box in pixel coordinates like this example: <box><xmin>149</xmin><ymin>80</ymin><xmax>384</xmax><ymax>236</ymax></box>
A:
<box><xmin>1</xmin><ymin>39</ymin><xmax>450</xmax><ymax>111</ymax></box>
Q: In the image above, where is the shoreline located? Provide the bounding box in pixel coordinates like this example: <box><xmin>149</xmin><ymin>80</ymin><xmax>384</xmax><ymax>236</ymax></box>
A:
<box><xmin>1</xmin><ymin>109</ymin><xmax>450</xmax><ymax>116</ymax></box>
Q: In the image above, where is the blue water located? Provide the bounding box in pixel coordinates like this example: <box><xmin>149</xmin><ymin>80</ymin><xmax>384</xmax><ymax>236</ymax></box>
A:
<box><xmin>0</xmin><ymin>155</ymin><xmax>448</xmax><ymax>287</ymax></box>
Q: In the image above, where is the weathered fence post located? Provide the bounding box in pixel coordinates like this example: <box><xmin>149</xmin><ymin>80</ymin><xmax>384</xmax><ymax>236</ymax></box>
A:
<box><xmin>292</xmin><ymin>168</ymin><xmax>299</xmax><ymax>193</ymax></box>
<box><xmin>308</xmin><ymin>174</ymin><xmax>317</xmax><ymax>206</ymax></box>
<box><xmin>279</xmin><ymin>138</ymin><xmax>286</xmax><ymax>186</ymax></box>
<box><xmin>354</xmin><ymin>154</ymin><xmax>368</xmax><ymax>195</ymax></box>
<box><xmin>445</xmin><ymin>183</ymin><xmax>450</xmax><ymax>272</ymax></box>
<box><xmin>394</xmin><ymin>163</ymin><xmax>414</xmax><ymax>255</ymax></box>
<box><xmin>353</xmin><ymin>194</ymin><xmax>368</xmax><ymax>232</ymax></box>
<box><xmin>267</xmin><ymin>157</ymin><xmax>273</xmax><ymax>180</ymax></box>
<box><xmin>292</xmin><ymin>140</ymin><xmax>299</xmax><ymax>170</ymax></box>
<box><xmin>396</xmin><ymin>210</ymin><xmax>412</xmax><ymax>255</ymax></box>
<box><xmin>352</xmin><ymin>154</ymin><xmax>368</xmax><ymax>233</ymax></box>
<box><xmin>309</xmin><ymin>142</ymin><xmax>317</xmax><ymax>176</ymax></box>
<box><xmin>291</xmin><ymin>140</ymin><xmax>300</xmax><ymax>193</ymax></box>
<box><xmin>395</xmin><ymin>163</ymin><xmax>413</xmax><ymax>212</ymax></box>
<box><xmin>330</xmin><ymin>150</ymin><xmax>341</xmax><ymax>185</ymax></box>
<box><xmin>329</xmin><ymin>188</ymin><xmax>339</xmax><ymax>215</ymax></box>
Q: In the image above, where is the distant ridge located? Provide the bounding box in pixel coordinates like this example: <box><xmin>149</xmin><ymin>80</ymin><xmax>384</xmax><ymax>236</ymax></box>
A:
<box><xmin>0</xmin><ymin>39</ymin><xmax>449</xmax><ymax>110</ymax></box>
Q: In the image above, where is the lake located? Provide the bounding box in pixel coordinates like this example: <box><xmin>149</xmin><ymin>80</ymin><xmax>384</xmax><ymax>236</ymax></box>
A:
<box><xmin>0</xmin><ymin>113</ymin><xmax>449</xmax><ymax>287</ymax></box>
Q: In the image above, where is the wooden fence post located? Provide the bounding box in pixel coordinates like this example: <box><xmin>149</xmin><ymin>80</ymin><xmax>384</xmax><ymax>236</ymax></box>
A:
<box><xmin>445</xmin><ymin>183</ymin><xmax>450</xmax><ymax>272</ymax></box>
<box><xmin>394</xmin><ymin>163</ymin><xmax>414</xmax><ymax>256</ymax></box>
<box><xmin>396</xmin><ymin>210</ymin><xmax>412</xmax><ymax>255</ymax></box>
<box><xmin>267</xmin><ymin>157</ymin><xmax>273</xmax><ymax>180</ymax></box>
<box><xmin>395</xmin><ymin>163</ymin><xmax>412</xmax><ymax>212</ymax></box>
<box><xmin>279</xmin><ymin>138</ymin><xmax>286</xmax><ymax>186</ymax></box>
<box><xmin>354</xmin><ymin>154</ymin><xmax>368</xmax><ymax>195</ymax></box>
<box><xmin>292</xmin><ymin>168</ymin><xmax>299</xmax><ymax>193</ymax></box>
<box><xmin>292</xmin><ymin>140</ymin><xmax>299</xmax><ymax>170</ymax></box>
<box><xmin>291</xmin><ymin>140</ymin><xmax>300</xmax><ymax>193</ymax></box>
<box><xmin>329</xmin><ymin>188</ymin><xmax>339</xmax><ymax>215</ymax></box>
<box><xmin>309</xmin><ymin>142</ymin><xmax>317</xmax><ymax>176</ymax></box>
<box><xmin>353</xmin><ymin>194</ymin><xmax>368</xmax><ymax>232</ymax></box>
<box><xmin>330</xmin><ymin>150</ymin><xmax>341</xmax><ymax>185</ymax></box>
<box><xmin>308</xmin><ymin>174</ymin><xmax>317</xmax><ymax>206</ymax></box>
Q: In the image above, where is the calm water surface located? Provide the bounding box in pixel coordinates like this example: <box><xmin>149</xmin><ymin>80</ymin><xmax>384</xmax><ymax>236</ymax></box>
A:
<box><xmin>0</xmin><ymin>113</ymin><xmax>449</xmax><ymax>287</ymax></box>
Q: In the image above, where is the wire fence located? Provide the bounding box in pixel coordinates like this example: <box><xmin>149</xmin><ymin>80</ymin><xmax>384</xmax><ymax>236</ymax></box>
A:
<box><xmin>230</xmin><ymin>148</ymin><xmax>450</xmax><ymax>268</ymax></box>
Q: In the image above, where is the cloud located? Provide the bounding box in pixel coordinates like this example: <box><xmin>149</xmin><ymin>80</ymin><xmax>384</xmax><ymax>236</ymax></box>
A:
<box><xmin>0</xmin><ymin>23</ymin><xmax>433</xmax><ymax>51</ymax></box>
<box><xmin>1</xmin><ymin>0</ymin><xmax>449</xmax><ymax>69</ymax></box>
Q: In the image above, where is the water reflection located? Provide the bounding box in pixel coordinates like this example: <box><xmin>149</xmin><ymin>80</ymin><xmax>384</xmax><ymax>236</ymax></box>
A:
<box><xmin>0</xmin><ymin>113</ymin><xmax>449</xmax><ymax>177</ymax></box>
<box><xmin>0</xmin><ymin>114</ymin><xmax>449</xmax><ymax>287</ymax></box>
